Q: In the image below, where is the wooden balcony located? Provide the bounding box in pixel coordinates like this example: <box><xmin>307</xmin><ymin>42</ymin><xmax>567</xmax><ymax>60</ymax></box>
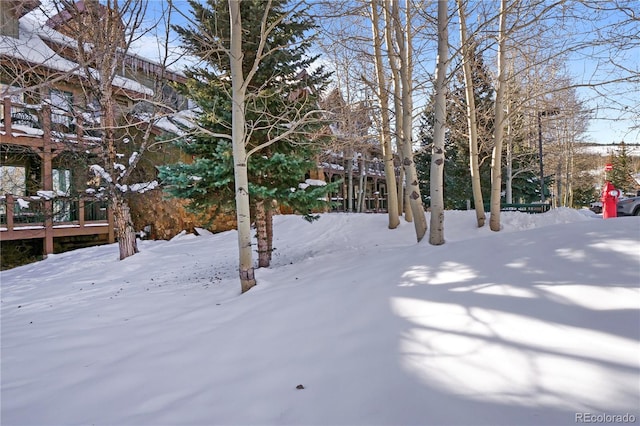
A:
<box><xmin>0</xmin><ymin>96</ymin><xmax>100</xmax><ymax>148</ymax></box>
<box><xmin>1</xmin><ymin>97</ymin><xmax>114</xmax><ymax>255</ymax></box>
<box><xmin>1</xmin><ymin>194</ymin><xmax>115</xmax><ymax>254</ymax></box>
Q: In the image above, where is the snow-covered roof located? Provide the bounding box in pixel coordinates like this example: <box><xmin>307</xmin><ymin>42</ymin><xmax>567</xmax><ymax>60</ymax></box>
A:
<box><xmin>139</xmin><ymin>108</ymin><xmax>199</xmax><ymax>136</ymax></box>
<box><xmin>0</xmin><ymin>15</ymin><xmax>153</xmax><ymax>96</ymax></box>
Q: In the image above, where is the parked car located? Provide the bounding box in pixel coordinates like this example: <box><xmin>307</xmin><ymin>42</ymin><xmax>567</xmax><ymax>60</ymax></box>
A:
<box><xmin>617</xmin><ymin>196</ymin><xmax>640</xmax><ymax>216</ymax></box>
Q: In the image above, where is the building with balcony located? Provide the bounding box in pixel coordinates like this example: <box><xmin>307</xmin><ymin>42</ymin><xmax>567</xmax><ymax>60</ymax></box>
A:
<box><xmin>317</xmin><ymin>89</ymin><xmax>398</xmax><ymax>213</ymax></box>
<box><xmin>0</xmin><ymin>0</ymin><xmax>188</xmax><ymax>266</ymax></box>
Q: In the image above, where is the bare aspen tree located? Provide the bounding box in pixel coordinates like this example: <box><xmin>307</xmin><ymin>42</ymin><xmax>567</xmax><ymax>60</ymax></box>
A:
<box><xmin>540</xmin><ymin>84</ymin><xmax>589</xmax><ymax>207</ymax></box>
<box><xmin>382</xmin><ymin>0</ymin><xmax>411</xmax><ymax>223</ymax></box>
<box><xmin>228</xmin><ymin>0</ymin><xmax>256</xmax><ymax>292</ymax></box>
<box><xmin>494</xmin><ymin>1</ymin><xmax>639</xmax><ymax>211</ymax></box>
<box><xmin>370</xmin><ymin>0</ymin><xmax>400</xmax><ymax>229</ymax></box>
<box><xmin>456</xmin><ymin>0</ymin><xmax>485</xmax><ymax>228</ymax></box>
<box><xmin>488</xmin><ymin>0</ymin><xmax>507</xmax><ymax>231</ymax></box>
<box><xmin>317</xmin><ymin>0</ymin><xmax>433</xmax><ymax>233</ymax></box>
<box><xmin>323</xmin><ymin>1</ymin><xmax>401</xmax><ymax>223</ymax></box>
<box><xmin>47</xmin><ymin>0</ymin><xmax>168</xmax><ymax>260</ymax></box>
<box><xmin>219</xmin><ymin>0</ymin><xmax>331</xmax><ymax>291</ymax></box>
<box><xmin>314</xmin><ymin>2</ymin><xmax>369</xmax><ymax>214</ymax></box>
<box><xmin>397</xmin><ymin>166</ymin><xmax>406</xmax><ymax>219</ymax></box>
<box><xmin>391</xmin><ymin>0</ymin><xmax>427</xmax><ymax>242</ymax></box>
<box><xmin>428</xmin><ymin>0</ymin><xmax>447</xmax><ymax>245</ymax></box>
<box><xmin>504</xmin><ymin>62</ymin><xmax>519</xmax><ymax>205</ymax></box>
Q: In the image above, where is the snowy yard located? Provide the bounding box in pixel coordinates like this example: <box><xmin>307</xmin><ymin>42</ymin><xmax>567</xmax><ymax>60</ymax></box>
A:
<box><xmin>1</xmin><ymin>209</ymin><xmax>639</xmax><ymax>425</ymax></box>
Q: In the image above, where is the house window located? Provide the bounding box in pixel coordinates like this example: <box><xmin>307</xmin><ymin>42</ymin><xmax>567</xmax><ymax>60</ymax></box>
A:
<box><xmin>53</xmin><ymin>169</ymin><xmax>71</xmax><ymax>195</ymax></box>
<box><xmin>49</xmin><ymin>89</ymin><xmax>73</xmax><ymax>129</ymax></box>
<box><xmin>0</xmin><ymin>83</ymin><xmax>24</xmax><ymax>118</ymax></box>
<box><xmin>53</xmin><ymin>168</ymin><xmax>72</xmax><ymax>222</ymax></box>
<box><xmin>0</xmin><ymin>165</ymin><xmax>27</xmax><ymax>218</ymax></box>
<box><xmin>0</xmin><ymin>165</ymin><xmax>26</xmax><ymax>195</ymax></box>
<box><xmin>84</xmin><ymin>97</ymin><xmax>101</xmax><ymax>136</ymax></box>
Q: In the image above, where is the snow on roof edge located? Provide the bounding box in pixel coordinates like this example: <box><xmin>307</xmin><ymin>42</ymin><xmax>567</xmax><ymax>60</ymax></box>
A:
<box><xmin>0</xmin><ymin>14</ymin><xmax>154</xmax><ymax>97</ymax></box>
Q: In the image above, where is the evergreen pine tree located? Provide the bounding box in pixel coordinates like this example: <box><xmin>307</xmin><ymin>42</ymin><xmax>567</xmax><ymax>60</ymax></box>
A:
<box><xmin>158</xmin><ymin>0</ymin><xmax>336</xmax><ymax>267</ymax></box>
<box><xmin>609</xmin><ymin>142</ymin><xmax>637</xmax><ymax>195</ymax></box>
<box><xmin>415</xmin><ymin>98</ymin><xmax>468</xmax><ymax>210</ymax></box>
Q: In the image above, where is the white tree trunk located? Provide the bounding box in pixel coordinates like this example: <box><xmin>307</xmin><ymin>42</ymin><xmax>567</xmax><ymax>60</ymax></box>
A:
<box><xmin>255</xmin><ymin>199</ymin><xmax>270</xmax><ymax>268</ymax></box>
<box><xmin>397</xmin><ymin>167</ymin><xmax>406</xmax><ymax>217</ymax></box>
<box><xmin>346</xmin><ymin>149</ymin><xmax>354</xmax><ymax>212</ymax></box>
<box><xmin>381</xmin><ymin>132</ymin><xmax>400</xmax><ymax>226</ymax></box>
<box><xmin>381</xmin><ymin>0</ymin><xmax>411</xmax><ymax>224</ymax></box>
<box><xmin>505</xmin><ymin>102</ymin><xmax>513</xmax><ymax>203</ymax></box>
<box><xmin>489</xmin><ymin>0</ymin><xmax>508</xmax><ymax>232</ymax></box>
<box><xmin>456</xmin><ymin>0</ymin><xmax>485</xmax><ymax>228</ymax></box>
<box><xmin>394</xmin><ymin>0</ymin><xmax>426</xmax><ymax>241</ymax></box>
<box><xmin>387</xmin><ymin>0</ymin><xmax>408</xmax><ymax>224</ymax></box>
<box><xmin>358</xmin><ymin>157</ymin><xmax>366</xmax><ymax>212</ymax></box>
<box><xmin>229</xmin><ymin>0</ymin><xmax>256</xmax><ymax>292</ymax></box>
<box><xmin>370</xmin><ymin>0</ymin><xmax>400</xmax><ymax>228</ymax></box>
<box><xmin>429</xmin><ymin>0</ymin><xmax>448</xmax><ymax>245</ymax></box>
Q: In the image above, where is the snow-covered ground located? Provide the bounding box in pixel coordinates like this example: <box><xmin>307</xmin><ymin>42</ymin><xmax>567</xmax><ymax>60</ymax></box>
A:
<box><xmin>578</xmin><ymin>143</ymin><xmax>640</xmax><ymax>157</ymax></box>
<box><xmin>1</xmin><ymin>209</ymin><xmax>639</xmax><ymax>426</ymax></box>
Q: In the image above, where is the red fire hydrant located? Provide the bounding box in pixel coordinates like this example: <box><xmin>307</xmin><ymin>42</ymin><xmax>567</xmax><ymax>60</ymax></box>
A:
<box><xmin>601</xmin><ymin>181</ymin><xmax>620</xmax><ymax>219</ymax></box>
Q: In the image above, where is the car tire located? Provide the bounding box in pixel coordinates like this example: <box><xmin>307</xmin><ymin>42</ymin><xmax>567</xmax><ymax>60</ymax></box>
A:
<box><xmin>634</xmin><ymin>207</ymin><xmax>640</xmax><ymax>216</ymax></box>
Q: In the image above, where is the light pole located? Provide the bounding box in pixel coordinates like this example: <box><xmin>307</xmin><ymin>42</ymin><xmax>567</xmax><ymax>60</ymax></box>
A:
<box><xmin>537</xmin><ymin>109</ymin><xmax>559</xmax><ymax>203</ymax></box>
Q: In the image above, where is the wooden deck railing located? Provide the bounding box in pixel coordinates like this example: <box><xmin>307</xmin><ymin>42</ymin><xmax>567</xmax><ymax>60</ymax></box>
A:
<box><xmin>0</xmin><ymin>96</ymin><xmax>101</xmax><ymax>144</ymax></box>
<box><xmin>1</xmin><ymin>95</ymin><xmax>113</xmax><ymax>254</ymax></box>
<box><xmin>0</xmin><ymin>194</ymin><xmax>114</xmax><ymax>253</ymax></box>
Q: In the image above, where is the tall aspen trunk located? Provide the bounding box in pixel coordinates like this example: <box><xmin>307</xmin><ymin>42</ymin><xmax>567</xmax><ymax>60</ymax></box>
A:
<box><xmin>397</xmin><ymin>167</ymin><xmax>405</xmax><ymax>217</ymax></box>
<box><xmin>266</xmin><ymin>206</ymin><xmax>274</xmax><ymax>263</ymax></box>
<box><xmin>69</xmin><ymin>0</ymin><xmax>151</xmax><ymax>262</ymax></box>
<box><xmin>103</xmin><ymin>92</ymin><xmax>138</xmax><ymax>259</ymax></box>
<box><xmin>112</xmin><ymin>195</ymin><xmax>138</xmax><ymax>260</ymax></box>
<box><xmin>489</xmin><ymin>0</ymin><xmax>508</xmax><ymax>232</ymax></box>
<box><xmin>404</xmin><ymin>188</ymin><xmax>413</xmax><ymax>222</ymax></box>
<box><xmin>385</xmin><ymin>0</ymin><xmax>408</xmax><ymax>224</ymax></box>
<box><xmin>429</xmin><ymin>0</ymin><xmax>448</xmax><ymax>245</ymax></box>
<box><xmin>457</xmin><ymin>0</ymin><xmax>485</xmax><ymax>228</ymax></box>
<box><xmin>567</xmin><ymin>154</ymin><xmax>575</xmax><ymax>208</ymax></box>
<box><xmin>255</xmin><ymin>200</ymin><xmax>274</xmax><ymax>268</ymax></box>
<box><xmin>394</xmin><ymin>0</ymin><xmax>426</xmax><ymax>241</ymax></box>
<box><xmin>505</xmin><ymin>102</ymin><xmax>513</xmax><ymax>204</ymax></box>
<box><xmin>370</xmin><ymin>0</ymin><xmax>400</xmax><ymax>228</ymax></box>
<box><xmin>384</xmin><ymin>0</ymin><xmax>407</xmax><ymax>222</ymax></box>
<box><xmin>556</xmin><ymin>167</ymin><xmax>561</xmax><ymax>207</ymax></box>
<box><xmin>229</xmin><ymin>0</ymin><xmax>256</xmax><ymax>292</ymax></box>
<box><xmin>358</xmin><ymin>157</ymin><xmax>366</xmax><ymax>212</ymax></box>
<box><xmin>255</xmin><ymin>199</ymin><xmax>270</xmax><ymax>267</ymax></box>
<box><xmin>346</xmin><ymin>148</ymin><xmax>354</xmax><ymax>212</ymax></box>
<box><xmin>568</xmin><ymin>146</ymin><xmax>574</xmax><ymax>207</ymax></box>
<box><xmin>381</xmin><ymin>128</ymin><xmax>400</xmax><ymax>226</ymax></box>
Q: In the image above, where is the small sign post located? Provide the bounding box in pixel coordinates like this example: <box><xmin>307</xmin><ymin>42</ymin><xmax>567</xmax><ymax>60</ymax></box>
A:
<box><xmin>604</xmin><ymin>163</ymin><xmax>613</xmax><ymax>172</ymax></box>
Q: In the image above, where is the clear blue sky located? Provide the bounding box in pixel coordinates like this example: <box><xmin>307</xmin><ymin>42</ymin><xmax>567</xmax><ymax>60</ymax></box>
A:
<box><xmin>136</xmin><ymin>0</ymin><xmax>638</xmax><ymax>145</ymax></box>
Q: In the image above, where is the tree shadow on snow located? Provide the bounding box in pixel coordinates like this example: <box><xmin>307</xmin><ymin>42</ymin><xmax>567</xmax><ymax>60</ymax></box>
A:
<box><xmin>380</xmin><ymin>222</ymin><xmax>639</xmax><ymax>426</ymax></box>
